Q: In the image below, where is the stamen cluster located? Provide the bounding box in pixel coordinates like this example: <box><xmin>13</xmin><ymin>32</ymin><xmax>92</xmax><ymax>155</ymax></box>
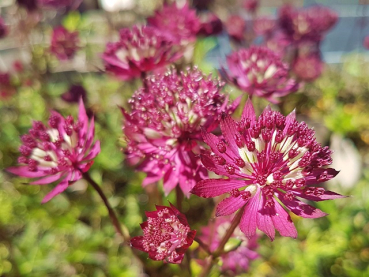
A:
<box><xmin>130</xmin><ymin>204</ymin><xmax>196</xmax><ymax>264</ymax></box>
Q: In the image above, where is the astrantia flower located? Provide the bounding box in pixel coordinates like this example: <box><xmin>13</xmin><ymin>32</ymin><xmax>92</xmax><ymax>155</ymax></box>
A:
<box><xmin>224</xmin><ymin>46</ymin><xmax>296</xmax><ymax>103</ymax></box>
<box><xmin>130</xmin><ymin>203</ymin><xmax>196</xmax><ymax>264</ymax></box>
<box><xmin>278</xmin><ymin>5</ymin><xmax>338</xmax><ymax>44</ymax></box>
<box><xmin>243</xmin><ymin>0</ymin><xmax>259</xmax><ymax>13</ymax></box>
<box><xmin>122</xmin><ymin>67</ymin><xmax>239</xmax><ymax>196</ymax></box>
<box><xmin>102</xmin><ymin>25</ymin><xmax>182</xmax><ymax>81</ymax></box>
<box><xmin>191</xmin><ymin>99</ymin><xmax>345</xmax><ymax>240</ymax></box>
<box><xmin>7</xmin><ymin>99</ymin><xmax>100</xmax><ymax>203</ymax></box>
<box><xmin>197</xmin><ymin>13</ymin><xmax>223</xmax><ymax>37</ymax></box>
<box><xmin>50</xmin><ymin>26</ymin><xmax>79</xmax><ymax>60</ymax></box>
<box><xmin>225</xmin><ymin>15</ymin><xmax>246</xmax><ymax>42</ymax></box>
<box><xmin>293</xmin><ymin>54</ymin><xmax>323</xmax><ymax>82</ymax></box>
<box><xmin>199</xmin><ymin>216</ymin><xmax>259</xmax><ymax>274</ymax></box>
<box><xmin>148</xmin><ymin>2</ymin><xmax>200</xmax><ymax>43</ymax></box>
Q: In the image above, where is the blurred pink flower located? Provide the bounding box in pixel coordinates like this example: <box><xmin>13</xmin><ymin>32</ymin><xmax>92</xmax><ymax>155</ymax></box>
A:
<box><xmin>225</xmin><ymin>15</ymin><xmax>246</xmax><ymax>42</ymax></box>
<box><xmin>122</xmin><ymin>67</ymin><xmax>239</xmax><ymax>196</ymax></box>
<box><xmin>0</xmin><ymin>17</ymin><xmax>8</xmax><ymax>39</ymax></box>
<box><xmin>0</xmin><ymin>72</ymin><xmax>16</xmax><ymax>99</ymax></box>
<box><xmin>50</xmin><ymin>26</ymin><xmax>79</xmax><ymax>60</ymax></box>
<box><xmin>364</xmin><ymin>35</ymin><xmax>369</xmax><ymax>50</ymax></box>
<box><xmin>148</xmin><ymin>2</ymin><xmax>200</xmax><ymax>43</ymax></box>
<box><xmin>224</xmin><ymin>46</ymin><xmax>297</xmax><ymax>103</ymax></box>
<box><xmin>7</xmin><ymin>99</ymin><xmax>100</xmax><ymax>203</ymax></box>
<box><xmin>198</xmin><ymin>13</ymin><xmax>223</xmax><ymax>37</ymax></box>
<box><xmin>191</xmin><ymin>99</ymin><xmax>345</xmax><ymax>240</ymax></box>
<box><xmin>244</xmin><ymin>0</ymin><xmax>259</xmax><ymax>13</ymax></box>
<box><xmin>130</xmin><ymin>203</ymin><xmax>196</xmax><ymax>264</ymax></box>
<box><xmin>278</xmin><ymin>5</ymin><xmax>338</xmax><ymax>44</ymax></box>
<box><xmin>293</xmin><ymin>55</ymin><xmax>323</xmax><ymax>82</ymax></box>
<box><xmin>102</xmin><ymin>25</ymin><xmax>182</xmax><ymax>81</ymax></box>
<box><xmin>199</xmin><ymin>216</ymin><xmax>259</xmax><ymax>274</ymax></box>
<box><xmin>253</xmin><ymin>16</ymin><xmax>275</xmax><ymax>37</ymax></box>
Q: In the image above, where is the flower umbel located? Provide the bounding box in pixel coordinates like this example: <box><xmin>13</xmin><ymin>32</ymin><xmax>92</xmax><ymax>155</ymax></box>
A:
<box><xmin>122</xmin><ymin>67</ymin><xmax>239</xmax><ymax>196</ymax></box>
<box><xmin>102</xmin><ymin>25</ymin><xmax>182</xmax><ymax>81</ymax></box>
<box><xmin>130</xmin><ymin>203</ymin><xmax>196</xmax><ymax>264</ymax></box>
<box><xmin>191</xmin><ymin>99</ymin><xmax>345</xmax><ymax>240</ymax></box>
<box><xmin>7</xmin><ymin>99</ymin><xmax>100</xmax><ymax>203</ymax></box>
<box><xmin>224</xmin><ymin>46</ymin><xmax>297</xmax><ymax>103</ymax></box>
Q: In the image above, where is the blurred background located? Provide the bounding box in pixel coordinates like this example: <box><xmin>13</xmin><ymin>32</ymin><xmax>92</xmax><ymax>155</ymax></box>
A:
<box><xmin>0</xmin><ymin>0</ymin><xmax>369</xmax><ymax>276</ymax></box>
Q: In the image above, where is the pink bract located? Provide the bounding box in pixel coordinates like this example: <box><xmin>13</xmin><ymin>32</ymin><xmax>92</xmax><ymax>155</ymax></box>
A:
<box><xmin>224</xmin><ymin>46</ymin><xmax>297</xmax><ymax>103</ymax></box>
<box><xmin>130</xmin><ymin>203</ymin><xmax>196</xmax><ymax>264</ymax></box>
<box><xmin>50</xmin><ymin>26</ymin><xmax>79</xmax><ymax>60</ymax></box>
<box><xmin>148</xmin><ymin>2</ymin><xmax>200</xmax><ymax>43</ymax></box>
<box><xmin>7</xmin><ymin>99</ymin><xmax>100</xmax><ymax>203</ymax></box>
<box><xmin>122</xmin><ymin>67</ymin><xmax>239</xmax><ymax>197</ymax></box>
<box><xmin>191</xmin><ymin>99</ymin><xmax>345</xmax><ymax>240</ymax></box>
<box><xmin>102</xmin><ymin>25</ymin><xmax>182</xmax><ymax>81</ymax></box>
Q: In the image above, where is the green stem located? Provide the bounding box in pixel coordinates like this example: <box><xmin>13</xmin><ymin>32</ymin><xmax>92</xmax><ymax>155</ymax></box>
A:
<box><xmin>82</xmin><ymin>171</ymin><xmax>129</xmax><ymax>243</ymax></box>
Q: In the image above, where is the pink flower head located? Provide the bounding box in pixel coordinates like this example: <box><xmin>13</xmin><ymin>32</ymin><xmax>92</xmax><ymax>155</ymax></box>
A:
<box><xmin>364</xmin><ymin>35</ymin><xmax>369</xmax><ymax>50</ymax></box>
<box><xmin>253</xmin><ymin>16</ymin><xmax>275</xmax><ymax>37</ymax></box>
<box><xmin>244</xmin><ymin>0</ymin><xmax>259</xmax><ymax>13</ymax></box>
<box><xmin>224</xmin><ymin>46</ymin><xmax>297</xmax><ymax>103</ymax></box>
<box><xmin>293</xmin><ymin>54</ymin><xmax>323</xmax><ymax>82</ymax></box>
<box><xmin>191</xmin><ymin>99</ymin><xmax>345</xmax><ymax>240</ymax></box>
<box><xmin>0</xmin><ymin>17</ymin><xmax>8</xmax><ymax>39</ymax></box>
<box><xmin>102</xmin><ymin>25</ymin><xmax>182</xmax><ymax>81</ymax></box>
<box><xmin>199</xmin><ymin>216</ymin><xmax>259</xmax><ymax>273</ymax></box>
<box><xmin>225</xmin><ymin>15</ymin><xmax>246</xmax><ymax>42</ymax></box>
<box><xmin>278</xmin><ymin>5</ymin><xmax>338</xmax><ymax>44</ymax></box>
<box><xmin>148</xmin><ymin>2</ymin><xmax>201</xmax><ymax>43</ymax></box>
<box><xmin>197</xmin><ymin>13</ymin><xmax>223</xmax><ymax>37</ymax></box>
<box><xmin>130</xmin><ymin>203</ymin><xmax>196</xmax><ymax>264</ymax></box>
<box><xmin>7</xmin><ymin>99</ymin><xmax>100</xmax><ymax>203</ymax></box>
<box><xmin>122</xmin><ymin>67</ymin><xmax>239</xmax><ymax>196</ymax></box>
<box><xmin>50</xmin><ymin>26</ymin><xmax>79</xmax><ymax>60</ymax></box>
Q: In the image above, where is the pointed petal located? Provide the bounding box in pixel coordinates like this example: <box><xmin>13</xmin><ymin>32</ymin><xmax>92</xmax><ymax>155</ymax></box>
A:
<box><xmin>84</xmin><ymin>116</ymin><xmax>95</xmax><ymax>151</ymax></box>
<box><xmin>279</xmin><ymin>197</ymin><xmax>328</xmax><ymax>218</ymax></box>
<box><xmin>240</xmin><ymin>189</ymin><xmax>261</xmax><ymax>238</ymax></box>
<box><xmin>257</xmin><ymin>195</ymin><xmax>275</xmax><ymax>241</ymax></box>
<box><xmin>30</xmin><ymin>173</ymin><xmax>63</xmax><ymax>185</ymax></box>
<box><xmin>41</xmin><ymin>178</ymin><xmax>69</xmax><ymax>203</ymax></box>
<box><xmin>191</xmin><ymin>179</ymin><xmax>247</xmax><ymax>198</ymax></box>
<box><xmin>7</xmin><ymin>166</ymin><xmax>49</xmax><ymax>178</ymax></box>
<box><xmin>130</xmin><ymin>236</ymin><xmax>145</xmax><ymax>251</ymax></box>
<box><xmin>220</xmin><ymin>115</ymin><xmax>243</xmax><ymax>155</ymax></box>
<box><xmin>241</xmin><ymin>97</ymin><xmax>256</xmax><ymax>122</ymax></box>
<box><xmin>78</xmin><ymin>98</ymin><xmax>88</xmax><ymax>137</ymax></box>
<box><xmin>305</xmin><ymin>168</ymin><xmax>339</xmax><ymax>185</ymax></box>
<box><xmin>293</xmin><ymin>189</ymin><xmax>347</xmax><ymax>202</ymax></box>
<box><xmin>271</xmin><ymin>201</ymin><xmax>297</xmax><ymax>239</ymax></box>
<box><xmin>216</xmin><ymin>195</ymin><xmax>246</xmax><ymax>217</ymax></box>
<box><xmin>83</xmin><ymin>141</ymin><xmax>101</xmax><ymax>161</ymax></box>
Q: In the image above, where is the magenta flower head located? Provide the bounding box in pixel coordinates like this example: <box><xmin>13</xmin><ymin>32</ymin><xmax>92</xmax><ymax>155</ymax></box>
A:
<box><xmin>148</xmin><ymin>2</ymin><xmax>200</xmax><ymax>43</ymax></box>
<box><xmin>293</xmin><ymin>54</ymin><xmax>323</xmax><ymax>82</ymax></box>
<box><xmin>243</xmin><ymin>0</ymin><xmax>259</xmax><ymax>14</ymax></box>
<box><xmin>225</xmin><ymin>15</ymin><xmax>246</xmax><ymax>42</ymax></box>
<box><xmin>0</xmin><ymin>17</ymin><xmax>8</xmax><ymax>39</ymax></box>
<box><xmin>224</xmin><ymin>46</ymin><xmax>296</xmax><ymax>103</ymax></box>
<box><xmin>199</xmin><ymin>217</ymin><xmax>259</xmax><ymax>273</ymax></box>
<box><xmin>102</xmin><ymin>25</ymin><xmax>182</xmax><ymax>81</ymax></box>
<box><xmin>7</xmin><ymin>99</ymin><xmax>100</xmax><ymax>203</ymax></box>
<box><xmin>130</xmin><ymin>203</ymin><xmax>196</xmax><ymax>264</ymax></box>
<box><xmin>122</xmin><ymin>67</ymin><xmax>239</xmax><ymax>196</ymax></box>
<box><xmin>278</xmin><ymin>5</ymin><xmax>338</xmax><ymax>44</ymax></box>
<box><xmin>191</xmin><ymin>99</ymin><xmax>345</xmax><ymax>240</ymax></box>
<box><xmin>50</xmin><ymin>26</ymin><xmax>79</xmax><ymax>60</ymax></box>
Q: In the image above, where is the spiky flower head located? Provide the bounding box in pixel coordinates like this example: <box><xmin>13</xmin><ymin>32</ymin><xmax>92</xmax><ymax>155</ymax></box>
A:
<box><xmin>278</xmin><ymin>5</ymin><xmax>338</xmax><ymax>44</ymax></box>
<box><xmin>191</xmin><ymin>99</ymin><xmax>345</xmax><ymax>240</ymax></box>
<box><xmin>224</xmin><ymin>46</ymin><xmax>296</xmax><ymax>103</ymax></box>
<box><xmin>122</xmin><ymin>67</ymin><xmax>239</xmax><ymax>196</ymax></box>
<box><xmin>148</xmin><ymin>2</ymin><xmax>200</xmax><ymax>43</ymax></box>
<box><xmin>50</xmin><ymin>26</ymin><xmax>79</xmax><ymax>60</ymax></box>
<box><xmin>102</xmin><ymin>25</ymin><xmax>182</xmax><ymax>81</ymax></box>
<box><xmin>199</xmin><ymin>216</ymin><xmax>259</xmax><ymax>274</ymax></box>
<box><xmin>130</xmin><ymin>203</ymin><xmax>196</xmax><ymax>264</ymax></box>
<box><xmin>7</xmin><ymin>99</ymin><xmax>100</xmax><ymax>203</ymax></box>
